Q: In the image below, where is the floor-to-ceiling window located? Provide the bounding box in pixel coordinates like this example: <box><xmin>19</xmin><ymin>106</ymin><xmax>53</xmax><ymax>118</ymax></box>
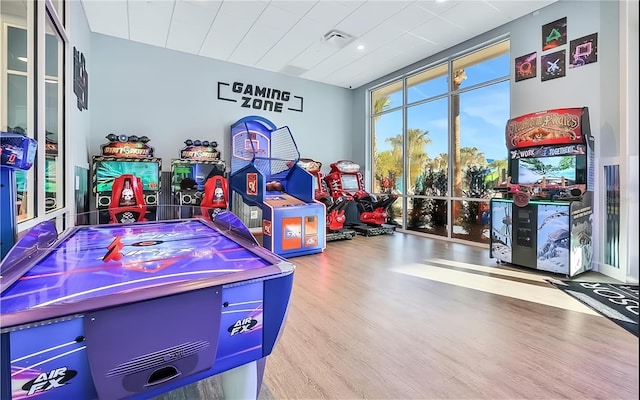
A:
<box><xmin>2</xmin><ymin>0</ymin><xmax>68</xmax><ymax>232</ymax></box>
<box><xmin>370</xmin><ymin>40</ymin><xmax>510</xmax><ymax>245</ymax></box>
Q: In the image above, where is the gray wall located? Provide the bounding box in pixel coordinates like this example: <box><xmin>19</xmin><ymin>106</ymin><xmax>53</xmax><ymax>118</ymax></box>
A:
<box><xmin>88</xmin><ymin>34</ymin><xmax>354</xmax><ymax>173</ymax></box>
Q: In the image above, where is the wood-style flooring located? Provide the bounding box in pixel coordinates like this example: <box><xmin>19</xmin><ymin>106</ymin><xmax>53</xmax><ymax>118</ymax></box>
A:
<box><xmin>154</xmin><ymin>232</ymin><xmax>639</xmax><ymax>400</ymax></box>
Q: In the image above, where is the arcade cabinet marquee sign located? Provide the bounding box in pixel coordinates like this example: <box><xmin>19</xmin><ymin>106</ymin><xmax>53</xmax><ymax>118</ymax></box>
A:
<box><xmin>217</xmin><ymin>81</ymin><xmax>303</xmax><ymax>113</ymax></box>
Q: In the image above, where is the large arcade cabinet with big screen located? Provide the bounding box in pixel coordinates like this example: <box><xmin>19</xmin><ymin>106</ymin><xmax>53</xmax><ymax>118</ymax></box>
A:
<box><xmin>325</xmin><ymin>160</ymin><xmax>397</xmax><ymax>236</ymax></box>
<box><xmin>92</xmin><ymin>134</ymin><xmax>161</xmax><ymax>224</ymax></box>
<box><xmin>229</xmin><ymin>116</ymin><xmax>326</xmax><ymax>257</ymax></box>
<box><xmin>1</xmin><ymin>132</ymin><xmax>37</xmax><ymax>259</ymax></box>
<box><xmin>0</xmin><ymin>212</ymin><xmax>295</xmax><ymax>400</ymax></box>
<box><xmin>489</xmin><ymin>107</ymin><xmax>594</xmax><ymax>276</ymax></box>
<box><xmin>171</xmin><ymin>139</ymin><xmax>227</xmax><ymax>219</ymax></box>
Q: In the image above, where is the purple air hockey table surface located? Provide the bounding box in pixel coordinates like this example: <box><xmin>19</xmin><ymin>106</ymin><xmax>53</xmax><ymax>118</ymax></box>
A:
<box><xmin>0</xmin><ymin>212</ymin><xmax>295</xmax><ymax>400</ymax></box>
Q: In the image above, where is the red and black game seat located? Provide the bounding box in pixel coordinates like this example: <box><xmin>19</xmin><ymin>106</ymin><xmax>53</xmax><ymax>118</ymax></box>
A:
<box><xmin>325</xmin><ymin>160</ymin><xmax>398</xmax><ymax>226</ymax></box>
<box><xmin>109</xmin><ymin>174</ymin><xmax>147</xmax><ymax>224</ymax></box>
<box><xmin>298</xmin><ymin>158</ymin><xmax>352</xmax><ymax>232</ymax></box>
<box><xmin>200</xmin><ymin>175</ymin><xmax>229</xmax><ymax>220</ymax></box>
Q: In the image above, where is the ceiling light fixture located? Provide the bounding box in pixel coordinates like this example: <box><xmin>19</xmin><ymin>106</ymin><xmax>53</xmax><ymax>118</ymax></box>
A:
<box><xmin>356</xmin><ymin>44</ymin><xmax>365</xmax><ymax>50</ymax></box>
<box><xmin>17</xmin><ymin>56</ymin><xmax>28</xmax><ymax>62</ymax></box>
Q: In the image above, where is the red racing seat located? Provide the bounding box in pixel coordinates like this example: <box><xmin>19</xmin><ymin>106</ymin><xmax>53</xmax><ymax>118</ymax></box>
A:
<box><xmin>200</xmin><ymin>175</ymin><xmax>229</xmax><ymax>220</ymax></box>
<box><xmin>108</xmin><ymin>174</ymin><xmax>147</xmax><ymax>224</ymax></box>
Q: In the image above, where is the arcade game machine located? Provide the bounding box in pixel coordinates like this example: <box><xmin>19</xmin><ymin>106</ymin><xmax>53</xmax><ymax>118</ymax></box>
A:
<box><xmin>170</xmin><ymin>139</ymin><xmax>227</xmax><ymax>219</ymax></box>
<box><xmin>229</xmin><ymin>116</ymin><xmax>275</xmax><ymax>230</ymax></box>
<box><xmin>298</xmin><ymin>157</ymin><xmax>356</xmax><ymax>241</ymax></box>
<box><xmin>229</xmin><ymin>116</ymin><xmax>325</xmax><ymax>258</ymax></box>
<box><xmin>325</xmin><ymin>160</ymin><xmax>397</xmax><ymax>236</ymax></box>
<box><xmin>489</xmin><ymin>107</ymin><xmax>594</xmax><ymax>276</ymax></box>
<box><xmin>0</xmin><ymin>211</ymin><xmax>295</xmax><ymax>400</ymax></box>
<box><xmin>92</xmin><ymin>134</ymin><xmax>162</xmax><ymax>224</ymax></box>
<box><xmin>0</xmin><ymin>131</ymin><xmax>37</xmax><ymax>260</ymax></box>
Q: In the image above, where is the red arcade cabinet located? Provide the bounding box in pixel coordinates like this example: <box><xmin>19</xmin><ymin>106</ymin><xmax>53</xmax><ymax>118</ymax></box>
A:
<box><xmin>108</xmin><ymin>174</ymin><xmax>147</xmax><ymax>224</ymax></box>
<box><xmin>325</xmin><ymin>160</ymin><xmax>396</xmax><ymax>236</ymax></box>
<box><xmin>200</xmin><ymin>175</ymin><xmax>229</xmax><ymax>220</ymax></box>
<box><xmin>298</xmin><ymin>158</ymin><xmax>355</xmax><ymax>241</ymax></box>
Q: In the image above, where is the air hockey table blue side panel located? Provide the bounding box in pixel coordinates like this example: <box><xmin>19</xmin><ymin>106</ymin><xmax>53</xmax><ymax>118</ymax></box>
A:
<box><xmin>6</xmin><ymin>317</ymin><xmax>98</xmax><ymax>399</ymax></box>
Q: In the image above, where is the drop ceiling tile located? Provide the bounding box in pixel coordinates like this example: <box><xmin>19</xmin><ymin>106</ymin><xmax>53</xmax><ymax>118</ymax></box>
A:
<box><xmin>199</xmin><ymin>11</ymin><xmax>256</xmax><ymax>60</ymax></box>
<box><xmin>485</xmin><ymin>0</ymin><xmax>556</xmax><ymax>19</ymax></box>
<box><xmin>166</xmin><ymin>1</ymin><xmax>220</xmax><ymax>54</ymax></box>
<box><xmin>386</xmin><ymin>32</ymin><xmax>435</xmax><ymax>53</ymax></box>
<box><xmin>439</xmin><ymin>2</ymin><xmax>509</xmax><ymax>35</ymax></box>
<box><xmin>228</xmin><ymin>28</ymin><xmax>285</xmax><ymax>66</ymax></box>
<box><xmin>258</xmin><ymin>19</ymin><xmax>328</xmax><ymax>71</ymax></box>
<box><xmin>413</xmin><ymin>0</ymin><xmax>460</xmax><ymax>15</ymax></box>
<box><xmin>218</xmin><ymin>0</ymin><xmax>269</xmax><ymax>19</ymax></box>
<box><xmin>288</xmin><ymin>41</ymin><xmax>343</xmax><ymax>71</ymax></box>
<box><xmin>383</xmin><ymin>3</ymin><xmax>438</xmax><ymax>31</ymax></box>
<box><xmin>334</xmin><ymin>1</ymin><xmax>412</xmax><ymax>37</ymax></box>
<box><xmin>128</xmin><ymin>0</ymin><xmax>175</xmax><ymax>47</ymax></box>
<box><xmin>304</xmin><ymin>1</ymin><xmax>359</xmax><ymax>27</ymax></box>
<box><xmin>81</xmin><ymin>0</ymin><xmax>129</xmax><ymax>38</ymax></box>
<box><xmin>270</xmin><ymin>0</ymin><xmax>319</xmax><ymax>16</ymax></box>
<box><xmin>409</xmin><ymin>14</ymin><xmax>467</xmax><ymax>47</ymax></box>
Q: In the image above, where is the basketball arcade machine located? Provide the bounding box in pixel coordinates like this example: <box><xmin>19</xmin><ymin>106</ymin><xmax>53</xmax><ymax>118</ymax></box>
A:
<box><xmin>170</xmin><ymin>139</ymin><xmax>227</xmax><ymax>219</ymax></box>
<box><xmin>489</xmin><ymin>107</ymin><xmax>594</xmax><ymax>276</ymax></box>
<box><xmin>92</xmin><ymin>134</ymin><xmax>162</xmax><ymax>224</ymax></box>
<box><xmin>229</xmin><ymin>116</ymin><xmax>325</xmax><ymax>258</ymax></box>
<box><xmin>0</xmin><ymin>132</ymin><xmax>38</xmax><ymax>259</ymax></box>
<box><xmin>325</xmin><ymin>160</ymin><xmax>397</xmax><ymax>236</ymax></box>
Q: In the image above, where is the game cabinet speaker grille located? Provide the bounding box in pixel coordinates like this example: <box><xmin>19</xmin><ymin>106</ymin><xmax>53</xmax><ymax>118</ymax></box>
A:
<box><xmin>106</xmin><ymin>340</ymin><xmax>211</xmax><ymax>377</ymax></box>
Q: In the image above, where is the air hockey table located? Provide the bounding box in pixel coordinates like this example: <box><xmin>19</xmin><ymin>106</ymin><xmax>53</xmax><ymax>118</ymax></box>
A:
<box><xmin>0</xmin><ymin>212</ymin><xmax>295</xmax><ymax>400</ymax></box>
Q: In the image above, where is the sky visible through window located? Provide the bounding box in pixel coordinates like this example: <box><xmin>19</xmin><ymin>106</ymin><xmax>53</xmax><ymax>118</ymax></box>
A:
<box><xmin>375</xmin><ymin>54</ymin><xmax>510</xmax><ymax>163</ymax></box>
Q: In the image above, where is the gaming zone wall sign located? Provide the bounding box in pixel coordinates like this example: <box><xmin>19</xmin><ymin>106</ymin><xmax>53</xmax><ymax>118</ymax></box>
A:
<box><xmin>217</xmin><ymin>81</ymin><xmax>303</xmax><ymax>113</ymax></box>
<box><xmin>73</xmin><ymin>47</ymin><xmax>88</xmax><ymax>111</ymax></box>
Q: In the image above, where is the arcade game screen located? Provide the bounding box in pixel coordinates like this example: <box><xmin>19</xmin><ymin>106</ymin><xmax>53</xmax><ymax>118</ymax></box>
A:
<box><xmin>515</xmin><ymin>154</ymin><xmax>585</xmax><ymax>185</ymax></box>
<box><xmin>95</xmin><ymin>160</ymin><xmax>160</xmax><ymax>192</ymax></box>
<box><xmin>341</xmin><ymin>174</ymin><xmax>359</xmax><ymax>191</ymax></box>
<box><xmin>171</xmin><ymin>162</ymin><xmax>221</xmax><ymax>191</ymax></box>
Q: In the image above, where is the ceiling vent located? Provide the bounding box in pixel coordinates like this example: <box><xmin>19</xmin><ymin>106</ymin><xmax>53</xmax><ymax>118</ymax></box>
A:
<box><xmin>321</xmin><ymin>30</ymin><xmax>354</xmax><ymax>48</ymax></box>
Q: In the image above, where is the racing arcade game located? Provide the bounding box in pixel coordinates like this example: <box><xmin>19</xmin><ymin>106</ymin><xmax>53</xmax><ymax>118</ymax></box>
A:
<box><xmin>1</xmin><ymin>132</ymin><xmax>37</xmax><ymax>259</ymax></box>
<box><xmin>325</xmin><ymin>160</ymin><xmax>396</xmax><ymax>236</ymax></box>
<box><xmin>490</xmin><ymin>107</ymin><xmax>594</xmax><ymax>276</ymax></box>
<box><xmin>298</xmin><ymin>158</ymin><xmax>355</xmax><ymax>241</ymax></box>
<box><xmin>170</xmin><ymin>139</ymin><xmax>227</xmax><ymax>219</ymax></box>
<box><xmin>92</xmin><ymin>134</ymin><xmax>162</xmax><ymax>224</ymax></box>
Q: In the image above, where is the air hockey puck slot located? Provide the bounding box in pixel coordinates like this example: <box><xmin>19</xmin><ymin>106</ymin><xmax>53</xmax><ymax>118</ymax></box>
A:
<box><xmin>145</xmin><ymin>366</ymin><xmax>182</xmax><ymax>387</ymax></box>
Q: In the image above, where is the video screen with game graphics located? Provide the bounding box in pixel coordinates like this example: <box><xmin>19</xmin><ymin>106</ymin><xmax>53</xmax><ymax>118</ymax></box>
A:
<box><xmin>515</xmin><ymin>154</ymin><xmax>583</xmax><ymax>186</ymax></box>
<box><xmin>94</xmin><ymin>159</ymin><xmax>160</xmax><ymax>193</ymax></box>
<box><xmin>341</xmin><ymin>174</ymin><xmax>359</xmax><ymax>191</ymax></box>
<box><xmin>171</xmin><ymin>162</ymin><xmax>223</xmax><ymax>192</ymax></box>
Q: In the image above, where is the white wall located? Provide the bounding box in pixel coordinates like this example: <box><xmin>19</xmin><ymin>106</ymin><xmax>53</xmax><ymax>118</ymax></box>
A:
<box><xmin>88</xmin><ymin>34</ymin><xmax>353</xmax><ymax>173</ymax></box>
<box><xmin>68</xmin><ymin>1</ymin><xmax>91</xmax><ymax>169</ymax></box>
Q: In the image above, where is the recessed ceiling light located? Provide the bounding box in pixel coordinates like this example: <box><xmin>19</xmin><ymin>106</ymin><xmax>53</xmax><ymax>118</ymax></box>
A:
<box><xmin>357</xmin><ymin>44</ymin><xmax>365</xmax><ymax>50</ymax></box>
